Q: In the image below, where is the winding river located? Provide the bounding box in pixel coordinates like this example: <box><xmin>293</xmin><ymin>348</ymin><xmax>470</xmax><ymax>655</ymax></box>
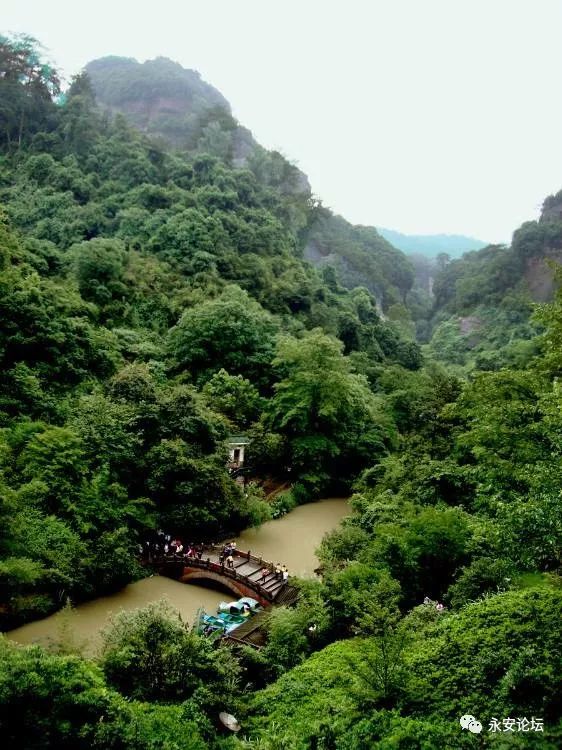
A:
<box><xmin>6</xmin><ymin>497</ymin><xmax>349</xmax><ymax>655</ymax></box>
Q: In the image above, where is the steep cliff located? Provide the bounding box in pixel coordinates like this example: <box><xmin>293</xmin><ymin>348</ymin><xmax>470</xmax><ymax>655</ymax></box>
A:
<box><xmin>85</xmin><ymin>55</ymin><xmax>308</xmax><ymax>192</ymax></box>
<box><xmin>425</xmin><ymin>191</ymin><xmax>562</xmax><ymax>367</ymax></box>
<box><xmin>85</xmin><ymin>54</ymin><xmax>416</xmax><ymax>311</ymax></box>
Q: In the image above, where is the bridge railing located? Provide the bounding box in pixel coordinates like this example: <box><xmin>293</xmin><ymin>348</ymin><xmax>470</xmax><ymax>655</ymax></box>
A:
<box><xmin>205</xmin><ymin>544</ymin><xmax>280</xmax><ymax>569</ymax></box>
<box><xmin>151</xmin><ymin>547</ymin><xmax>281</xmax><ymax>603</ymax></box>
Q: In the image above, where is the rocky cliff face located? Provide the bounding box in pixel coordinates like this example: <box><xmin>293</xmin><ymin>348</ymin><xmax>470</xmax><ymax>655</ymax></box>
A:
<box><xmin>524</xmin><ymin>249</ymin><xmax>562</xmax><ymax>302</ymax></box>
<box><xmin>86</xmin><ymin>56</ymin><xmax>230</xmax><ymax>145</ymax></box>
<box><xmin>540</xmin><ymin>191</ymin><xmax>562</xmax><ymax>223</ymax></box>
<box><xmin>520</xmin><ymin>192</ymin><xmax>562</xmax><ymax>301</ymax></box>
<box><xmin>85</xmin><ymin>55</ymin><xmax>309</xmax><ymax>196</ymax></box>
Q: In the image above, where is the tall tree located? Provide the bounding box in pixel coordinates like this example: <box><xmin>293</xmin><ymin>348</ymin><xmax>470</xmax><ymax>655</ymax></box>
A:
<box><xmin>268</xmin><ymin>329</ymin><xmax>396</xmax><ymax>491</ymax></box>
<box><xmin>0</xmin><ymin>34</ymin><xmax>60</xmax><ymax>150</ymax></box>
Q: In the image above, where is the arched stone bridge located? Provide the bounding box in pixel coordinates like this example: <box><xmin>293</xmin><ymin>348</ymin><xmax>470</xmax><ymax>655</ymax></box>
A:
<box><xmin>156</xmin><ymin>546</ymin><xmax>298</xmax><ymax>608</ymax></box>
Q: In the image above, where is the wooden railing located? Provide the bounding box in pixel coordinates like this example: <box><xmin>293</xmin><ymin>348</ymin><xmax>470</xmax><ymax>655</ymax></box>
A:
<box><xmin>151</xmin><ymin>546</ymin><xmax>284</xmax><ymax>603</ymax></box>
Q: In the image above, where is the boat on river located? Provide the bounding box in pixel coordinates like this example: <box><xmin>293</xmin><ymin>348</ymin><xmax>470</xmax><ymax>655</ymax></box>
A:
<box><xmin>198</xmin><ymin>597</ymin><xmax>262</xmax><ymax>636</ymax></box>
<box><xmin>218</xmin><ymin>596</ymin><xmax>261</xmax><ymax>615</ymax></box>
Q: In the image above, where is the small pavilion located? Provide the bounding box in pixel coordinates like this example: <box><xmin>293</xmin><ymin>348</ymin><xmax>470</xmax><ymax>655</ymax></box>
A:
<box><xmin>227</xmin><ymin>435</ymin><xmax>250</xmax><ymax>470</ymax></box>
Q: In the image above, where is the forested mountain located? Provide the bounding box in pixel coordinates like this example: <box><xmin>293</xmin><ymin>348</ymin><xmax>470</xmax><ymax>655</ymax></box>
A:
<box><xmin>85</xmin><ymin>55</ymin><xmax>261</xmax><ymax>171</ymax></box>
<box><xmin>85</xmin><ymin>54</ymin><xmax>316</xmax><ymax>201</ymax></box>
<box><xmin>0</xmin><ymin>34</ymin><xmax>420</xmax><ymax>630</ymax></box>
<box><xmin>379</xmin><ymin>227</ymin><xmax>487</xmax><ymax>258</ymax></box>
<box><xmin>423</xmin><ymin>199</ymin><xmax>562</xmax><ymax>368</ymax></box>
<box><xmin>86</xmin><ymin>55</ymin><xmax>416</xmax><ymax>310</ymax></box>
<box><xmin>0</xmin><ymin>34</ymin><xmax>561</xmax><ymax>750</ymax></box>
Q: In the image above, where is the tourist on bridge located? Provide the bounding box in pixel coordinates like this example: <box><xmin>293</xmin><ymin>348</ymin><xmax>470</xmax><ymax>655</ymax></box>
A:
<box><xmin>282</xmin><ymin>565</ymin><xmax>289</xmax><ymax>582</ymax></box>
<box><xmin>274</xmin><ymin>563</ymin><xmax>282</xmax><ymax>580</ymax></box>
<box><xmin>197</xmin><ymin>546</ymin><xmax>203</xmax><ymax>560</ymax></box>
<box><xmin>226</xmin><ymin>553</ymin><xmax>234</xmax><ymax>568</ymax></box>
<box><xmin>260</xmin><ymin>566</ymin><xmax>269</xmax><ymax>583</ymax></box>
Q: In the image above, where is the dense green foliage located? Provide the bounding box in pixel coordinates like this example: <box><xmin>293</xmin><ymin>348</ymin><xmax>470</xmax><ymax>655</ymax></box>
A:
<box><xmin>0</xmin><ymin>34</ymin><xmax>561</xmax><ymax>750</ymax></box>
<box><xmin>244</xmin><ymin>589</ymin><xmax>562</xmax><ymax>748</ymax></box>
<box><xmin>0</xmin><ymin>36</ymin><xmax>418</xmax><ymax>628</ymax></box>
<box><xmin>0</xmin><ymin>625</ymin><xmax>210</xmax><ymax>750</ymax></box>
<box><xmin>423</xmin><ymin>205</ymin><xmax>562</xmax><ymax>369</ymax></box>
<box><xmin>239</xmin><ymin>277</ymin><xmax>562</xmax><ymax>748</ymax></box>
<box><xmin>268</xmin><ymin>330</ymin><xmax>397</xmax><ymax>492</ymax></box>
<box><xmin>100</xmin><ymin>601</ymin><xmax>240</xmax><ymax>708</ymax></box>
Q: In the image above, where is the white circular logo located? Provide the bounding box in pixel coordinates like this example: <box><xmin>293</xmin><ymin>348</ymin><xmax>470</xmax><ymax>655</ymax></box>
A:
<box><xmin>460</xmin><ymin>715</ymin><xmax>483</xmax><ymax>734</ymax></box>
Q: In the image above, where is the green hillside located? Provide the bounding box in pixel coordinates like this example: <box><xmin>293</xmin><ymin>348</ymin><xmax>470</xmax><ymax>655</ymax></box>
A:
<box><xmin>424</xmin><ymin>205</ymin><xmax>562</xmax><ymax>369</ymax></box>
<box><xmin>0</xmin><ymin>34</ymin><xmax>561</xmax><ymax>750</ymax></box>
<box><xmin>85</xmin><ymin>55</ymin><xmax>417</xmax><ymax>310</ymax></box>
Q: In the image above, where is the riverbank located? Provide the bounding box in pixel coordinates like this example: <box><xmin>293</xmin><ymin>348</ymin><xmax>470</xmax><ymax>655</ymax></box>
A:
<box><xmin>6</xmin><ymin>497</ymin><xmax>349</xmax><ymax>655</ymax></box>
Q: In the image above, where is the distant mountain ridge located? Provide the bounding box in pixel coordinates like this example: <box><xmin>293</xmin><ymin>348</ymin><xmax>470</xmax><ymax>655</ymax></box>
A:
<box><xmin>378</xmin><ymin>228</ymin><xmax>487</xmax><ymax>258</ymax></box>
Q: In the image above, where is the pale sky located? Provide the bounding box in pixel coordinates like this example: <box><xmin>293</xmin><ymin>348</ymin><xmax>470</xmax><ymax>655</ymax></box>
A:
<box><xmin>4</xmin><ymin>0</ymin><xmax>562</xmax><ymax>243</ymax></box>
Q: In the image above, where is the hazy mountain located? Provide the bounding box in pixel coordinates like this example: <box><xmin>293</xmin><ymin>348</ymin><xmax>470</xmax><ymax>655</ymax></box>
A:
<box><xmin>85</xmin><ymin>55</ymin><xmax>414</xmax><ymax>310</ymax></box>
<box><xmin>85</xmin><ymin>56</ymin><xmax>249</xmax><ymax>157</ymax></box>
<box><xmin>378</xmin><ymin>228</ymin><xmax>487</xmax><ymax>258</ymax></box>
<box><xmin>85</xmin><ymin>55</ymin><xmax>309</xmax><ymax>191</ymax></box>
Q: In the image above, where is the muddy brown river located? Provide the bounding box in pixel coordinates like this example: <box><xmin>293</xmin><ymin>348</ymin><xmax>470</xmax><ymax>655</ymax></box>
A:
<box><xmin>6</xmin><ymin>497</ymin><xmax>349</xmax><ymax>655</ymax></box>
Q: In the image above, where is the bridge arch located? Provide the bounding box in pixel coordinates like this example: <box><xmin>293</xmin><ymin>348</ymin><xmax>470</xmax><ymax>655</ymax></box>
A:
<box><xmin>178</xmin><ymin>568</ymin><xmax>270</xmax><ymax>607</ymax></box>
<box><xmin>154</xmin><ymin>547</ymin><xmax>297</xmax><ymax>609</ymax></box>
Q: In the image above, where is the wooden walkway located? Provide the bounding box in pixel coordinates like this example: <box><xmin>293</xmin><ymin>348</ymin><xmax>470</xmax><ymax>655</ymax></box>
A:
<box><xmin>152</xmin><ymin>546</ymin><xmax>299</xmax><ymax>649</ymax></box>
<box><xmin>205</xmin><ymin>547</ymin><xmax>290</xmax><ymax>600</ymax></box>
<box><xmin>224</xmin><ymin>609</ymin><xmax>270</xmax><ymax>649</ymax></box>
<box><xmin>155</xmin><ymin>545</ymin><xmax>299</xmax><ymax>606</ymax></box>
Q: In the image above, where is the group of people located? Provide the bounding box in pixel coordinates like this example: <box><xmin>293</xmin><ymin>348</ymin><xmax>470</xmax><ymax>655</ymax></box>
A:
<box><xmin>142</xmin><ymin>533</ymin><xmax>290</xmax><ymax>588</ymax></box>
<box><xmin>218</xmin><ymin>544</ymin><xmax>290</xmax><ymax>586</ymax></box>
<box><xmin>261</xmin><ymin>563</ymin><xmax>289</xmax><ymax>584</ymax></box>
<box><xmin>219</xmin><ymin>542</ymin><xmax>237</xmax><ymax>568</ymax></box>
<box><xmin>143</xmin><ymin>530</ymin><xmax>204</xmax><ymax>560</ymax></box>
